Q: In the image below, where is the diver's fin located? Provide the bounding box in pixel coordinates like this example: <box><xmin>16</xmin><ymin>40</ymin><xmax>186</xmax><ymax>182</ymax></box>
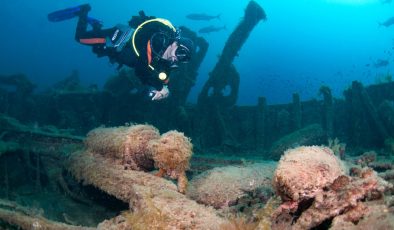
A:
<box><xmin>48</xmin><ymin>4</ymin><xmax>91</xmax><ymax>22</ymax></box>
<box><xmin>87</xmin><ymin>17</ymin><xmax>103</xmax><ymax>30</ymax></box>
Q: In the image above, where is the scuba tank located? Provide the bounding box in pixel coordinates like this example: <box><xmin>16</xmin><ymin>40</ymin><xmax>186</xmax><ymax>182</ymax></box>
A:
<box><xmin>107</xmin><ymin>24</ymin><xmax>134</xmax><ymax>52</ymax></box>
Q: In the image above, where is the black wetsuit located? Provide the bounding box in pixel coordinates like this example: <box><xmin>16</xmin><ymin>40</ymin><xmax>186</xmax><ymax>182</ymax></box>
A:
<box><xmin>75</xmin><ymin>13</ymin><xmax>175</xmax><ymax>90</ymax></box>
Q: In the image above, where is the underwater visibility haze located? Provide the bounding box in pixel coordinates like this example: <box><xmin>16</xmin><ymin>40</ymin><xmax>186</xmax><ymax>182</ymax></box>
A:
<box><xmin>1</xmin><ymin>0</ymin><xmax>394</xmax><ymax>229</ymax></box>
<box><xmin>0</xmin><ymin>0</ymin><xmax>393</xmax><ymax>104</ymax></box>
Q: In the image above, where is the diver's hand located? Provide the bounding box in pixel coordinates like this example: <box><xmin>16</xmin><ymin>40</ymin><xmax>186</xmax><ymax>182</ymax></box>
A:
<box><xmin>151</xmin><ymin>85</ymin><xmax>170</xmax><ymax>101</ymax></box>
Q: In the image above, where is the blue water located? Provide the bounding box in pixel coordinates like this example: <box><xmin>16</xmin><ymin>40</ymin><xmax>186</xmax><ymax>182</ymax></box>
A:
<box><xmin>0</xmin><ymin>0</ymin><xmax>393</xmax><ymax>105</ymax></box>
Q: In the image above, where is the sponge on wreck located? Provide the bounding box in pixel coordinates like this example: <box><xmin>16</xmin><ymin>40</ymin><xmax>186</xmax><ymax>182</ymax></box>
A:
<box><xmin>273</xmin><ymin>146</ymin><xmax>345</xmax><ymax>202</ymax></box>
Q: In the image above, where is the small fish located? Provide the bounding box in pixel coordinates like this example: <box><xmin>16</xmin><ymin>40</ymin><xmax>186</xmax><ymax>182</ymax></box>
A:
<box><xmin>374</xmin><ymin>59</ymin><xmax>389</xmax><ymax>68</ymax></box>
<box><xmin>186</xmin><ymin>13</ymin><xmax>220</xmax><ymax>21</ymax></box>
<box><xmin>198</xmin><ymin>25</ymin><xmax>226</xmax><ymax>34</ymax></box>
<box><xmin>379</xmin><ymin>16</ymin><xmax>394</xmax><ymax>27</ymax></box>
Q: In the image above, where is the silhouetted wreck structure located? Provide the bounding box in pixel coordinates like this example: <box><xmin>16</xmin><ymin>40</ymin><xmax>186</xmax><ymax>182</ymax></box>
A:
<box><xmin>1</xmin><ymin>2</ymin><xmax>393</xmax><ymax>156</ymax></box>
<box><xmin>196</xmin><ymin>0</ymin><xmax>266</xmax><ymax>151</ymax></box>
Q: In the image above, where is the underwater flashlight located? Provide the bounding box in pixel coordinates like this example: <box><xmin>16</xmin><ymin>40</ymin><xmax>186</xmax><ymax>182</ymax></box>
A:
<box><xmin>158</xmin><ymin>72</ymin><xmax>167</xmax><ymax>81</ymax></box>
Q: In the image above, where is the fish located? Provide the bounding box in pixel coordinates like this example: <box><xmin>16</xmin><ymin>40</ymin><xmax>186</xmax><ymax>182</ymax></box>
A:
<box><xmin>374</xmin><ymin>59</ymin><xmax>389</xmax><ymax>68</ymax></box>
<box><xmin>198</xmin><ymin>25</ymin><xmax>226</xmax><ymax>34</ymax></box>
<box><xmin>186</xmin><ymin>13</ymin><xmax>220</xmax><ymax>21</ymax></box>
<box><xmin>379</xmin><ymin>16</ymin><xmax>394</xmax><ymax>27</ymax></box>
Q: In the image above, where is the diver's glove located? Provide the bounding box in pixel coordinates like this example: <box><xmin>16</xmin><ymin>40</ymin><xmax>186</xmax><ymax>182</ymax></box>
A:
<box><xmin>151</xmin><ymin>85</ymin><xmax>170</xmax><ymax>101</ymax></box>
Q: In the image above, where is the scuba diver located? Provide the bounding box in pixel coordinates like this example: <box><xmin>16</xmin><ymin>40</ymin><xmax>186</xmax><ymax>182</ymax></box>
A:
<box><xmin>48</xmin><ymin>4</ymin><xmax>194</xmax><ymax>101</ymax></box>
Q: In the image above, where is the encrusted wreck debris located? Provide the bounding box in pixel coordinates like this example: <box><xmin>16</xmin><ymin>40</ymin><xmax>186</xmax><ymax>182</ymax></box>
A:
<box><xmin>0</xmin><ymin>74</ymin><xmax>35</xmax><ymax>96</ymax></box>
<box><xmin>0</xmin><ymin>199</ymin><xmax>93</xmax><ymax>230</ymax></box>
<box><xmin>195</xmin><ymin>0</ymin><xmax>266</xmax><ymax>151</ymax></box>
<box><xmin>84</xmin><ymin>125</ymin><xmax>193</xmax><ymax>194</ymax></box>
<box><xmin>0</xmin><ymin>114</ymin><xmax>83</xmax><ymax>164</ymax></box>
<box><xmin>0</xmin><ymin>115</ymin><xmax>105</xmax><ymax>228</ymax></box>
<box><xmin>345</xmin><ymin>81</ymin><xmax>391</xmax><ymax>147</ymax></box>
<box><xmin>198</xmin><ymin>0</ymin><xmax>266</xmax><ymax>107</ymax></box>
<box><xmin>0</xmin><ymin>119</ymin><xmax>225</xmax><ymax>229</ymax></box>
<box><xmin>187</xmin><ymin>163</ymin><xmax>275</xmax><ymax>210</ymax></box>
<box><xmin>68</xmin><ymin>133</ymin><xmax>226</xmax><ymax>229</ymax></box>
<box><xmin>268</xmin><ymin>124</ymin><xmax>326</xmax><ymax>160</ymax></box>
<box><xmin>270</xmin><ymin>146</ymin><xmax>394</xmax><ymax>229</ymax></box>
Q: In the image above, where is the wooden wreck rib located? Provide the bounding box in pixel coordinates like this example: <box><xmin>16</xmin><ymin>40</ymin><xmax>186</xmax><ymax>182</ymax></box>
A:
<box><xmin>0</xmin><ymin>199</ymin><xmax>93</xmax><ymax>230</ymax></box>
